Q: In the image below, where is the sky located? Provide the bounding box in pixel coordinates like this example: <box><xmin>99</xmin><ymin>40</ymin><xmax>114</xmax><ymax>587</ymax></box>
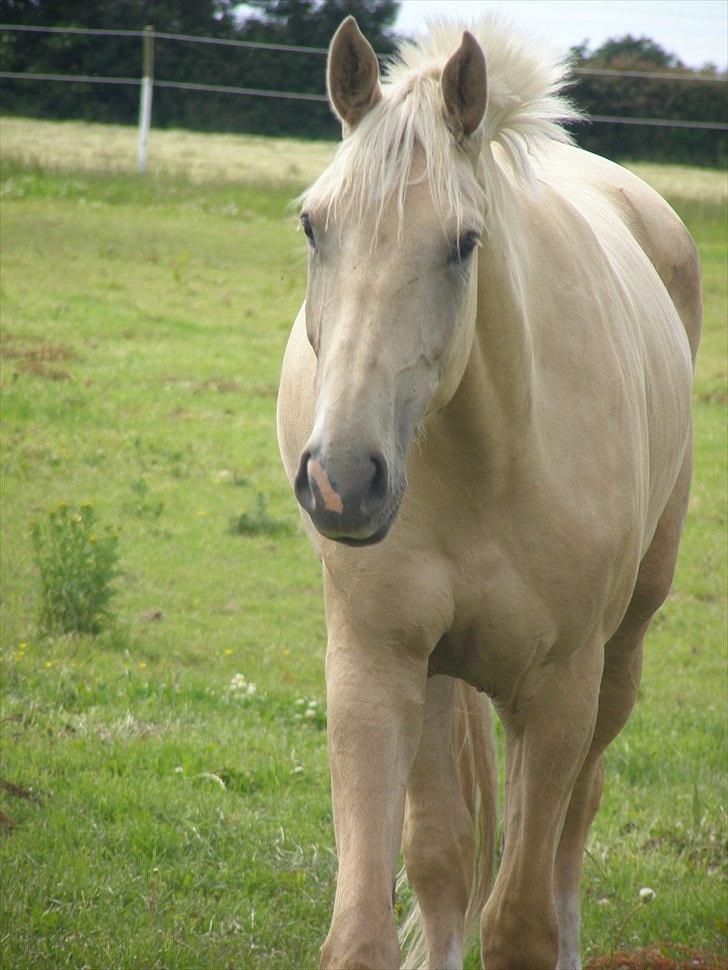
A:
<box><xmin>394</xmin><ymin>1</ymin><xmax>728</xmax><ymax>69</ymax></box>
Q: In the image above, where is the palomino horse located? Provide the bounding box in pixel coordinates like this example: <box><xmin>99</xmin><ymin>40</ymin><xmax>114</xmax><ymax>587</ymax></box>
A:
<box><xmin>277</xmin><ymin>16</ymin><xmax>700</xmax><ymax>970</ymax></box>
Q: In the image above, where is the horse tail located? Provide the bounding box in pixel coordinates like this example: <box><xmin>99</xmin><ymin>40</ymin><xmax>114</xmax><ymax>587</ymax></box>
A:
<box><xmin>399</xmin><ymin>679</ymin><xmax>498</xmax><ymax>969</ymax></box>
<box><xmin>455</xmin><ymin>680</ymin><xmax>499</xmax><ymax>961</ymax></box>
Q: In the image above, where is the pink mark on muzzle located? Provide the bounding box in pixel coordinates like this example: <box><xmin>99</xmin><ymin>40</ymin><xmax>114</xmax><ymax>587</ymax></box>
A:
<box><xmin>308</xmin><ymin>459</ymin><xmax>344</xmax><ymax>514</ymax></box>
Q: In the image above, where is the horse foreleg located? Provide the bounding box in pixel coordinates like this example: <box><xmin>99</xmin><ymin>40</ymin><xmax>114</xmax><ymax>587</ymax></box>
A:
<box><xmin>480</xmin><ymin>642</ymin><xmax>603</xmax><ymax>970</ymax></box>
<box><xmin>402</xmin><ymin>675</ymin><xmax>488</xmax><ymax>970</ymax></box>
<box><xmin>320</xmin><ymin>619</ymin><xmax>429</xmax><ymax>970</ymax></box>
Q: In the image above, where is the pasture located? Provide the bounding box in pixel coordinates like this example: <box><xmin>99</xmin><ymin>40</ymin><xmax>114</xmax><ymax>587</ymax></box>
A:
<box><xmin>0</xmin><ymin>117</ymin><xmax>726</xmax><ymax>968</ymax></box>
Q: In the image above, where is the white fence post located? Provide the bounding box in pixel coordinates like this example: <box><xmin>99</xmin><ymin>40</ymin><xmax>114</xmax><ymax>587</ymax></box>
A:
<box><xmin>138</xmin><ymin>25</ymin><xmax>154</xmax><ymax>173</ymax></box>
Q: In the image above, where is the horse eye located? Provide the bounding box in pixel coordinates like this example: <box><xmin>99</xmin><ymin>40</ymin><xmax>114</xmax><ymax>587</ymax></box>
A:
<box><xmin>300</xmin><ymin>213</ymin><xmax>315</xmax><ymax>246</ymax></box>
<box><xmin>450</xmin><ymin>231</ymin><xmax>480</xmax><ymax>263</ymax></box>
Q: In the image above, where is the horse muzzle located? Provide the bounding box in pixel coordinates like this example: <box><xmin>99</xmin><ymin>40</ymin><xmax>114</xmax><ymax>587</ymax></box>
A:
<box><xmin>294</xmin><ymin>445</ymin><xmax>397</xmax><ymax>545</ymax></box>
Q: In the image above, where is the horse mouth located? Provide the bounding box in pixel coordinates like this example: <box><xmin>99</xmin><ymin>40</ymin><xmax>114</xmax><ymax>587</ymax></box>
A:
<box><xmin>314</xmin><ymin>499</ymin><xmax>401</xmax><ymax>547</ymax></box>
<box><xmin>329</xmin><ymin>519</ymin><xmax>393</xmax><ymax>547</ymax></box>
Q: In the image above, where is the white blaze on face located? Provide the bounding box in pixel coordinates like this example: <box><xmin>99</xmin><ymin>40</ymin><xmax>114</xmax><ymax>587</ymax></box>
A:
<box><xmin>308</xmin><ymin>458</ymin><xmax>344</xmax><ymax>513</ymax></box>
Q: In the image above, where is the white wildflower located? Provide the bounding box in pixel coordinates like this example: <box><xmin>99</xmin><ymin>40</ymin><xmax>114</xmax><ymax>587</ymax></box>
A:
<box><xmin>199</xmin><ymin>772</ymin><xmax>226</xmax><ymax>790</ymax></box>
<box><xmin>304</xmin><ymin>708</ymin><xmax>317</xmax><ymax>719</ymax></box>
<box><xmin>174</xmin><ymin>766</ymin><xmax>183</xmax><ymax>774</ymax></box>
<box><xmin>639</xmin><ymin>887</ymin><xmax>656</xmax><ymax>903</ymax></box>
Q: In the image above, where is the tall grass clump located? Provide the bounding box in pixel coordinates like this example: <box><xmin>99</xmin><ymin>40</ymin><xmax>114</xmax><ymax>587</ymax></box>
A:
<box><xmin>31</xmin><ymin>502</ymin><xmax>120</xmax><ymax>635</ymax></box>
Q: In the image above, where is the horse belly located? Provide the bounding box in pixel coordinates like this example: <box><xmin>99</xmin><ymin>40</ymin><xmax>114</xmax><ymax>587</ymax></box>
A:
<box><xmin>638</xmin><ymin>300</ymin><xmax>693</xmax><ymax>552</ymax></box>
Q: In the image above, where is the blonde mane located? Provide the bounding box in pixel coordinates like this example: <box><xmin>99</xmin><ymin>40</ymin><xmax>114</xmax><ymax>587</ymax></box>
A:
<box><xmin>299</xmin><ymin>15</ymin><xmax>581</xmax><ymax>236</ymax></box>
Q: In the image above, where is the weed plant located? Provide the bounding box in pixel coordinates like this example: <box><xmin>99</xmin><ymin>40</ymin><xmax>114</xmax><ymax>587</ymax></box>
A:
<box><xmin>227</xmin><ymin>492</ymin><xmax>295</xmax><ymax>537</ymax></box>
<box><xmin>30</xmin><ymin>502</ymin><xmax>119</xmax><ymax>635</ymax></box>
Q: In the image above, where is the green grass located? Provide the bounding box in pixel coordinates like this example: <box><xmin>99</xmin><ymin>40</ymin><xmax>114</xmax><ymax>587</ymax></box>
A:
<box><xmin>0</xmin><ymin>122</ymin><xmax>726</xmax><ymax>968</ymax></box>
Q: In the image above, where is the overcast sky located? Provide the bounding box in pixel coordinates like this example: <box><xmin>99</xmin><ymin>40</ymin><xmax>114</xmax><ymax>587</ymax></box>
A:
<box><xmin>394</xmin><ymin>1</ymin><xmax>728</xmax><ymax>69</ymax></box>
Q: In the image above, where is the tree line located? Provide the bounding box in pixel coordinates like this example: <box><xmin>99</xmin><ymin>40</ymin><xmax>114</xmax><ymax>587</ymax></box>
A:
<box><xmin>0</xmin><ymin>0</ymin><xmax>725</xmax><ymax>166</ymax></box>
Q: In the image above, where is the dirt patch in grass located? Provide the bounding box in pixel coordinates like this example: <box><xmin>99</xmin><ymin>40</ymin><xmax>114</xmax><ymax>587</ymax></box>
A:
<box><xmin>163</xmin><ymin>375</ymin><xmax>243</xmax><ymax>394</ymax></box>
<box><xmin>0</xmin><ymin>332</ymin><xmax>77</xmax><ymax>380</ymax></box>
<box><xmin>251</xmin><ymin>384</ymin><xmax>279</xmax><ymax>399</ymax></box>
<box><xmin>585</xmin><ymin>946</ymin><xmax>728</xmax><ymax>969</ymax></box>
<box><xmin>0</xmin><ymin>780</ymin><xmax>41</xmax><ymax>835</ymax></box>
<box><xmin>0</xmin><ymin>779</ymin><xmax>39</xmax><ymax>801</ymax></box>
<box><xmin>0</xmin><ymin>811</ymin><xmax>17</xmax><ymax>834</ymax></box>
<box><xmin>697</xmin><ymin>388</ymin><xmax>728</xmax><ymax>406</ymax></box>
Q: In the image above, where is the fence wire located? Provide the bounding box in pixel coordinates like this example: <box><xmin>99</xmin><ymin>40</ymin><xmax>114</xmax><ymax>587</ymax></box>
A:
<box><xmin>1</xmin><ymin>22</ymin><xmax>726</xmax><ymax>133</ymax></box>
<box><xmin>2</xmin><ymin>70</ymin><xmax>725</xmax><ymax>130</ymax></box>
<box><xmin>1</xmin><ymin>22</ymin><xmax>726</xmax><ymax>81</ymax></box>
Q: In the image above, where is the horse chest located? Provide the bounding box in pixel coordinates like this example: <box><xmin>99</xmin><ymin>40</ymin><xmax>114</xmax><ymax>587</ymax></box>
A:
<box><xmin>426</xmin><ymin>548</ymin><xmax>556</xmax><ymax>702</ymax></box>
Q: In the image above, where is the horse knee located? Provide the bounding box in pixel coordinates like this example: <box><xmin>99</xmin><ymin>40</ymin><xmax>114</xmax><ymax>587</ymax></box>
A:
<box><xmin>481</xmin><ymin>893</ymin><xmax>559</xmax><ymax>970</ymax></box>
<box><xmin>321</xmin><ymin>911</ymin><xmax>400</xmax><ymax>970</ymax></box>
<box><xmin>404</xmin><ymin>811</ymin><xmax>474</xmax><ymax>905</ymax></box>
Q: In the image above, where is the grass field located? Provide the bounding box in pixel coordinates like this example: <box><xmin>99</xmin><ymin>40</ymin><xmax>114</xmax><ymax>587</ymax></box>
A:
<box><xmin>0</xmin><ymin>118</ymin><xmax>726</xmax><ymax>969</ymax></box>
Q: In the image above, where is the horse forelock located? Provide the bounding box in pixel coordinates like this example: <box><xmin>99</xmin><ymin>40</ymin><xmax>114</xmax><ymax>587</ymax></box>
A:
<box><xmin>298</xmin><ymin>14</ymin><xmax>581</xmax><ymax>240</ymax></box>
<box><xmin>299</xmin><ymin>73</ymin><xmax>485</xmax><ymax>241</ymax></box>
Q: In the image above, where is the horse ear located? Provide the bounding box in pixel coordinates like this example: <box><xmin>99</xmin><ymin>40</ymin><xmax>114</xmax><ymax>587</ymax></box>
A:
<box><xmin>327</xmin><ymin>16</ymin><xmax>382</xmax><ymax>129</ymax></box>
<box><xmin>441</xmin><ymin>31</ymin><xmax>487</xmax><ymax>138</ymax></box>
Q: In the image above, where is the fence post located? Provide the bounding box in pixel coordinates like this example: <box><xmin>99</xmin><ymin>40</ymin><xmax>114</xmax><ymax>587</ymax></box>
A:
<box><xmin>138</xmin><ymin>25</ymin><xmax>154</xmax><ymax>173</ymax></box>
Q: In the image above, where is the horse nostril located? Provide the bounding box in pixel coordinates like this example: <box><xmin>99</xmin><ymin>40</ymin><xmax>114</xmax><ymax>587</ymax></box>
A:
<box><xmin>364</xmin><ymin>452</ymin><xmax>389</xmax><ymax>512</ymax></box>
<box><xmin>294</xmin><ymin>450</ymin><xmax>315</xmax><ymax>513</ymax></box>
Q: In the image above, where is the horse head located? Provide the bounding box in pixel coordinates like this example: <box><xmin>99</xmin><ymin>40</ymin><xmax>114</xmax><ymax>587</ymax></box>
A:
<box><xmin>294</xmin><ymin>17</ymin><xmax>488</xmax><ymax>545</ymax></box>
